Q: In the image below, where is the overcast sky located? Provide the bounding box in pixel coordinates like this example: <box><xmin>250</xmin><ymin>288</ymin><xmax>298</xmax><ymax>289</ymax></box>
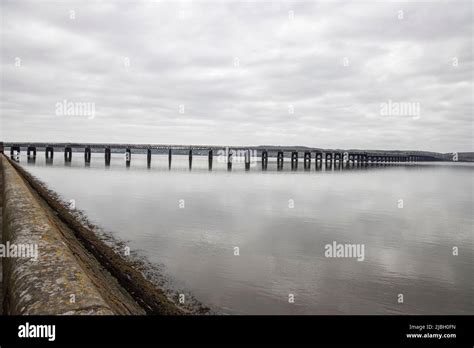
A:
<box><xmin>1</xmin><ymin>0</ymin><xmax>472</xmax><ymax>152</ymax></box>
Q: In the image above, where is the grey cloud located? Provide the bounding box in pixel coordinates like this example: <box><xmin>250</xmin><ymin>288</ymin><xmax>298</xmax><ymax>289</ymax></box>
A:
<box><xmin>0</xmin><ymin>0</ymin><xmax>472</xmax><ymax>152</ymax></box>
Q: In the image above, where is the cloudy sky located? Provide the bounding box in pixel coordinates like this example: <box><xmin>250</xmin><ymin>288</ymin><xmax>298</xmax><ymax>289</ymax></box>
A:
<box><xmin>1</xmin><ymin>0</ymin><xmax>472</xmax><ymax>152</ymax></box>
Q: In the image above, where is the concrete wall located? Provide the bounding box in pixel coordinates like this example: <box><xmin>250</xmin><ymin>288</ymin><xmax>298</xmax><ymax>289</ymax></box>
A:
<box><xmin>1</xmin><ymin>156</ymin><xmax>114</xmax><ymax>314</ymax></box>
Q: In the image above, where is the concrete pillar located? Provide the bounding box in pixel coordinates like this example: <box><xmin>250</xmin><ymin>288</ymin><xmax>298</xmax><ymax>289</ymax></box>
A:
<box><xmin>0</xmin><ymin>141</ymin><xmax>3</xmax><ymax>154</ymax></box>
<box><xmin>168</xmin><ymin>148</ymin><xmax>172</xmax><ymax>168</ymax></box>
<box><xmin>11</xmin><ymin>146</ymin><xmax>20</xmax><ymax>161</ymax></box>
<box><xmin>261</xmin><ymin>150</ymin><xmax>268</xmax><ymax>170</ymax></box>
<box><xmin>349</xmin><ymin>154</ymin><xmax>354</xmax><ymax>162</ymax></box>
<box><xmin>27</xmin><ymin>146</ymin><xmax>37</xmax><ymax>159</ymax></box>
<box><xmin>84</xmin><ymin>147</ymin><xmax>91</xmax><ymax>163</ymax></box>
<box><xmin>147</xmin><ymin>149</ymin><xmax>152</xmax><ymax>167</ymax></box>
<box><xmin>277</xmin><ymin>151</ymin><xmax>284</xmax><ymax>170</ymax></box>
<box><xmin>325</xmin><ymin>152</ymin><xmax>332</xmax><ymax>164</ymax></box>
<box><xmin>45</xmin><ymin>146</ymin><xmax>54</xmax><ymax>159</ymax></box>
<box><xmin>316</xmin><ymin>152</ymin><xmax>323</xmax><ymax>162</ymax></box>
<box><xmin>105</xmin><ymin>147</ymin><xmax>111</xmax><ymax>166</ymax></box>
<box><xmin>64</xmin><ymin>147</ymin><xmax>72</xmax><ymax>162</ymax></box>
<box><xmin>208</xmin><ymin>150</ymin><xmax>213</xmax><ymax>170</ymax></box>
<box><xmin>189</xmin><ymin>149</ymin><xmax>193</xmax><ymax>169</ymax></box>
<box><xmin>245</xmin><ymin>149</ymin><xmax>251</xmax><ymax>171</ymax></box>
<box><xmin>126</xmin><ymin>148</ymin><xmax>131</xmax><ymax>166</ymax></box>
<box><xmin>291</xmin><ymin>151</ymin><xmax>298</xmax><ymax>170</ymax></box>
<box><xmin>227</xmin><ymin>150</ymin><xmax>232</xmax><ymax>170</ymax></box>
<box><xmin>334</xmin><ymin>152</ymin><xmax>342</xmax><ymax>162</ymax></box>
<box><xmin>304</xmin><ymin>151</ymin><xmax>311</xmax><ymax>169</ymax></box>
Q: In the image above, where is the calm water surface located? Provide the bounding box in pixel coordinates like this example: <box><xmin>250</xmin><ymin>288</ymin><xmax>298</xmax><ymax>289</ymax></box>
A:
<box><xmin>15</xmin><ymin>153</ymin><xmax>474</xmax><ymax>314</ymax></box>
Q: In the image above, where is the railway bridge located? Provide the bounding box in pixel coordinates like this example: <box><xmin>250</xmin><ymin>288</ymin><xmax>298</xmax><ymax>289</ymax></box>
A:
<box><xmin>1</xmin><ymin>142</ymin><xmax>446</xmax><ymax>170</ymax></box>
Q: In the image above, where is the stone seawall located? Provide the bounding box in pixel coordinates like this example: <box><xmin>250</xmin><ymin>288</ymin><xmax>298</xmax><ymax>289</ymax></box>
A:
<box><xmin>1</xmin><ymin>154</ymin><xmax>184</xmax><ymax>315</ymax></box>
<box><xmin>1</xmin><ymin>155</ymin><xmax>116</xmax><ymax>314</ymax></box>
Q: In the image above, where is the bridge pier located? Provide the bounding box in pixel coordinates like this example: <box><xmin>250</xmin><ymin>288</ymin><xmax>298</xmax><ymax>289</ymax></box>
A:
<box><xmin>45</xmin><ymin>146</ymin><xmax>54</xmax><ymax>159</ymax></box>
<box><xmin>147</xmin><ymin>149</ymin><xmax>152</xmax><ymax>167</ymax></box>
<box><xmin>227</xmin><ymin>150</ymin><xmax>232</xmax><ymax>171</ymax></box>
<box><xmin>277</xmin><ymin>151</ymin><xmax>284</xmax><ymax>170</ymax></box>
<box><xmin>208</xmin><ymin>150</ymin><xmax>213</xmax><ymax>170</ymax></box>
<box><xmin>291</xmin><ymin>151</ymin><xmax>298</xmax><ymax>170</ymax></box>
<box><xmin>126</xmin><ymin>148</ymin><xmax>131</xmax><ymax>167</ymax></box>
<box><xmin>245</xmin><ymin>150</ymin><xmax>251</xmax><ymax>171</ymax></box>
<box><xmin>10</xmin><ymin>146</ymin><xmax>20</xmax><ymax>161</ymax></box>
<box><xmin>27</xmin><ymin>146</ymin><xmax>36</xmax><ymax>160</ymax></box>
<box><xmin>168</xmin><ymin>148</ymin><xmax>172</xmax><ymax>168</ymax></box>
<box><xmin>189</xmin><ymin>149</ymin><xmax>193</xmax><ymax>170</ymax></box>
<box><xmin>105</xmin><ymin>147</ymin><xmax>111</xmax><ymax>166</ymax></box>
<box><xmin>334</xmin><ymin>152</ymin><xmax>342</xmax><ymax>163</ymax></box>
<box><xmin>84</xmin><ymin>147</ymin><xmax>91</xmax><ymax>163</ymax></box>
<box><xmin>325</xmin><ymin>152</ymin><xmax>332</xmax><ymax>164</ymax></box>
<box><xmin>64</xmin><ymin>147</ymin><xmax>72</xmax><ymax>162</ymax></box>
<box><xmin>261</xmin><ymin>150</ymin><xmax>268</xmax><ymax>170</ymax></box>
<box><xmin>0</xmin><ymin>141</ymin><xmax>3</xmax><ymax>154</ymax></box>
<box><xmin>304</xmin><ymin>152</ymin><xmax>311</xmax><ymax>170</ymax></box>
<box><xmin>316</xmin><ymin>152</ymin><xmax>323</xmax><ymax>163</ymax></box>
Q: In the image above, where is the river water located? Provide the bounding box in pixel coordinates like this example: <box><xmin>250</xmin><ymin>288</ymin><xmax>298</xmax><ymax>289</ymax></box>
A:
<box><xmin>14</xmin><ymin>152</ymin><xmax>474</xmax><ymax>314</ymax></box>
